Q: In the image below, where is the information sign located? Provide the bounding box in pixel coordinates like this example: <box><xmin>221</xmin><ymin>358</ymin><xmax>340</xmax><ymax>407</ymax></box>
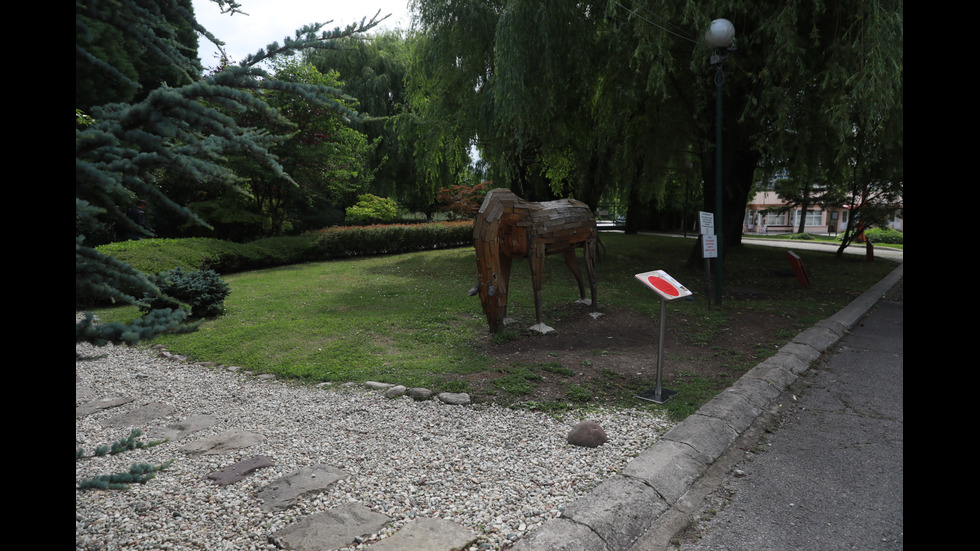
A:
<box><xmin>699</xmin><ymin>211</ymin><xmax>714</xmax><ymax>235</ymax></box>
<box><xmin>634</xmin><ymin>270</ymin><xmax>692</xmax><ymax>301</ymax></box>
<box><xmin>702</xmin><ymin>234</ymin><xmax>718</xmax><ymax>259</ymax></box>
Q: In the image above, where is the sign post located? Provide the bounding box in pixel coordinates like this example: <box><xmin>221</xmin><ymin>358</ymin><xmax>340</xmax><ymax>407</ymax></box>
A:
<box><xmin>699</xmin><ymin>211</ymin><xmax>717</xmax><ymax>308</ymax></box>
<box><xmin>634</xmin><ymin>270</ymin><xmax>692</xmax><ymax>404</ymax></box>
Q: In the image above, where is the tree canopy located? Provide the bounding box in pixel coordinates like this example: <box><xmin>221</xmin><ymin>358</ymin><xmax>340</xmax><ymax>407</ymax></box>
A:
<box><xmin>408</xmin><ymin>0</ymin><xmax>903</xmax><ymax>250</ymax></box>
<box><xmin>76</xmin><ymin>0</ymin><xmax>385</xmax><ymax>346</ymax></box>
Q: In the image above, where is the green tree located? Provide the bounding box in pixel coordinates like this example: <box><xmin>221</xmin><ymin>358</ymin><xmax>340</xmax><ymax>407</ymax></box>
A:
<box><xmin>76</xmin><ymin>0</ymin><xmax>202</xmax><ymax>111</ymax></box>
<box><xmin>77</xmin><ymin>0</ymin><xmax>384</xmax><ymax>346</ymax></box>
<box><xmin>227</xmin><ymin>59</ymin><xmax>375</xmax><ymax>236</ymax></box>
<box><xmin>409</xmin><ymin>0</ymin><xmax>903</xmax><ymax>259</ymax></box>
<box><xmin>305</xmin><ymin>32</ymin><xmax>419</xmax><ymax>207</ymax></box>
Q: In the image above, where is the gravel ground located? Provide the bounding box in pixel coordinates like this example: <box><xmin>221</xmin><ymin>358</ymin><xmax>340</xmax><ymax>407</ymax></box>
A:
<box><xmin>76</xmin><ymin>342</ymin><xmax>673</xmax><ymax>551</ymax></box>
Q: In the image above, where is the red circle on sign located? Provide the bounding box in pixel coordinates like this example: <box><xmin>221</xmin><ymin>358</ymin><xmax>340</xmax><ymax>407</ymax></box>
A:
<box><xmin>648</xmin><ymin>276</ymin><xmax>680</xmax><ymax>296</ymax></box>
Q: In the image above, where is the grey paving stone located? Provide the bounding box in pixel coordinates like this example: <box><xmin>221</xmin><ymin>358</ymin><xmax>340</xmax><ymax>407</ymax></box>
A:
<box><xmin>76</xmin><ymin>396</ymin><xmax>134</xmax><ymax>418</ymax></box>
<box><xmin>257</xmin><ymin>464</ymin><xmax>349</xmax><ymax>511</ymax></box>
<box><xmin>272</xmin><ymin>504</ymin><xmax>390</xmax><ymax>551</ymax></box>
<box><xmin>367</xmin><ymin>518</ymin><xmax>477</xmax><ymax>551</ymax></box>
<box><xmin>207</xmin><ymin>455</ymin><xmax>275</xmax><ymax>485</ymax></box>
<box><xmin>102</xmin><ymin>402</ymin><xmax>175</xmax><ymax>428</ymax></box>
<box><xmin>179</xmin><ymin>429</ymin><xmax>265</xmax><ymax>455</ymax></box>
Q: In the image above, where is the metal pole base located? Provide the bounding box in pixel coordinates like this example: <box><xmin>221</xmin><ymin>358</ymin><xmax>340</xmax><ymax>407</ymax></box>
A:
<box><xmin>636</xmin><ymin>387</ymin><xmax>679</xmax><ymax>404</ymax></box>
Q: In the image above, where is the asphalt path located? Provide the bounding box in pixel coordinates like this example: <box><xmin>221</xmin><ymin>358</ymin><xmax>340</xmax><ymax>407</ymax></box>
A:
<box><xmin>639</xmin><ymin>266</ymin><xmax>904</xmax><ymax>551</ymax></box>
<box><xmin>740</xmin><ymin>236</ymin><xmax>903</xmax><ymax>262</ymax></box>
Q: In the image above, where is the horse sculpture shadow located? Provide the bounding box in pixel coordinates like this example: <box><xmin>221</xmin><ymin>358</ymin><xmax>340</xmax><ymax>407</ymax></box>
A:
<box><xmin>469</xmin><ymin>188</ymin><xmax>599</xmax><ymax>334</ymax></box>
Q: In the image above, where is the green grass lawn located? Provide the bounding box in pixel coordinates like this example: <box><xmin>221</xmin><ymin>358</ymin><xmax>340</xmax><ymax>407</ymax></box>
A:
<box><xmin>91</xmin><ymin>233</ymin><xmax>900</xmax><ymax>416</ymax></box>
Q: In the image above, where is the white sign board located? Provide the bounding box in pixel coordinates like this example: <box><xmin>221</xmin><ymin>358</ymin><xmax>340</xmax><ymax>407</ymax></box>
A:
<box><xmin>702</xmin><ymin>234</ymin><xmax>718</xmax><ymax>259</ymax></box>
<box><xmin>635</xmin><ymin>270</ymin><xmax>693</xmax><ymax>300</ymax></box>
<box><xmin>699</xmin><ymin>211</ymin><xmax>714</xmax><ymax>235</ymax></box>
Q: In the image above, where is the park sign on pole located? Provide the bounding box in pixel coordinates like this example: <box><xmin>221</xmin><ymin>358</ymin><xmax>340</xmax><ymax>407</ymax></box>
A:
<box><xmin>701</xmin><ymin>234</ymin><xmax>718</xmax><ymax>259</ymax></box>
<box><xmin>699</xmin><ymin>211</ymin><xmax>714</xmax><ymax>235</ymax></box>
<box><xmin>699</xmin><ymin>212</ymin><xmax>717</xmax><ymax>259</ymax></box>
<box><xmin>634</xmin><ymin>270</ymin><xmax>693</xmax><ymax>300</ymax></box>
<box><xmin>633</xmin><ymin>270</ymin><xmax>689</xmax><ymax>403</ymax></box>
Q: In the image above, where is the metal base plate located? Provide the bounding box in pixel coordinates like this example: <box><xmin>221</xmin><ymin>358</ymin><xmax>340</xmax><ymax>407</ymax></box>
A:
<box><xmin>636</xmin><ymin>387</ymin><xmax>679</xmax><ymax>404</ymax></box>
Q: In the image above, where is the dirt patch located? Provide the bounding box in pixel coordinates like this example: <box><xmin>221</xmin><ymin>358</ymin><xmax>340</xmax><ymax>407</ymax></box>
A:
<box><xmin>451</xmin><ymin>301</ymin><xmax>790</xmax><ymax>408</ymax></box>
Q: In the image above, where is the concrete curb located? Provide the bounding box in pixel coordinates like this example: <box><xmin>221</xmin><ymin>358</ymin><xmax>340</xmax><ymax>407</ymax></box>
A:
<box><xmin>512</xmin><ymin>262</ymin><xmax>904</xmax><ymax>551</ymax></box>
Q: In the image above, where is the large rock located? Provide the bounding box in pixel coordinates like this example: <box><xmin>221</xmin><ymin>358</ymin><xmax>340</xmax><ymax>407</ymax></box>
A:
<box><xmin>566</xmin><ymin>420</ymin><xmax>608</xmax><ymax>448</ymax></box>
<box><xmin>437</xmin><ymin>392</ymin><xmax>471</xmax><ymax>406</ymax></box>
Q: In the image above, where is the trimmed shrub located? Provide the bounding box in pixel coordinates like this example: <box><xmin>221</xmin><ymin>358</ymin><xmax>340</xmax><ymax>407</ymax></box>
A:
<box><xmin>142</xmin><ymin>267</ymin><xmax>231</xmax><ymax>318</ymax></box>
<box><xmin>308</xmin><ymin>221</ymin><xmax>473</xmax><ymax>258</ymax></box>
<box><xmin>864</xmin><ymin>227</ymin><xmax>903</xmax><ymax>244</ymax></box>
<box><xmin>91</xmin><ymin>222</ymin><xmax>474</xmax><ymax>289</ymax></box>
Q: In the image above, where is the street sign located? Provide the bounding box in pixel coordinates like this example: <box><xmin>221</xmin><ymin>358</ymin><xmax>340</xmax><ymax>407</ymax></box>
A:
<box><xmin>635</xmin><ymin>270</ymin><xmax>693</xmax><ymax>300</ymax></box>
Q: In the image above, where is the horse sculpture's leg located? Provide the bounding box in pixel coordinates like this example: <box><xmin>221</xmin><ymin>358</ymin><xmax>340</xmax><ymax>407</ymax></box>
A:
<box><xmin>585</xmin><ymin>236</ymin><xmax>598</xmax><ymax>312</ymax></box>
<box><xmin>528</xmin><ymin>241</ymin><xmax>553</xmax><ymax>333</ymax></box>
<box><xmin>563</xmin><ymin>249</ymin><xmax>587</xmax><ymax>303</ymax></box>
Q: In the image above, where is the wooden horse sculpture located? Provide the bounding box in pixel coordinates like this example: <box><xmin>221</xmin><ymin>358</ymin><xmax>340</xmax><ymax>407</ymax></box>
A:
<box><xmin>469</xmin><ymin>188</ymin><xmax>599</xmax><ymax>333</ymax></box>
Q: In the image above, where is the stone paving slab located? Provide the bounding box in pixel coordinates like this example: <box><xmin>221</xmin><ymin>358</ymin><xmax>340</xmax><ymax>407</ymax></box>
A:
<box><xmin>179</xmin><ymin>429</ymin><xmax>265</xmax><ymax>455</ymax></box>
<box><xmin>102</xmin><ymin>401</ymin><xmax>175</xmax><ymax>428</ymax></box>
<box><xmin>76</xmin><ymin>395</ymin><xmax>134</xmax><ymax>418</ymax></box>
<box><xmin>257</xmin><ymin>464</ymin><xmax>349</xmax><ymax>512</ymax></box>
<box><xmin>207</xmin><ymin>455</ymin><xmax>275</xmax><ymax>485</ymax></box>
<box><xmin>366</xmin><ymin>518</ymin><xmax>477</xmax><ymax>551</ymax></box>
<box><xmin>149</xmin><ymin>414</ymin><xmax>218</xmax><ymax>441</ymax></box>
<box><xmin>272</xmin><ymin>503</ymin><xmax>391</xmax><ymax>551</ymax></box>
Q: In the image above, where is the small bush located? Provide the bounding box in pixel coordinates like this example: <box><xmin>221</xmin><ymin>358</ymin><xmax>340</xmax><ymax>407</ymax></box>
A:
<box><xmin>345</xmin><ymin>194</ymin><xmax>400</xmax><ymax>225</ymax></box>
<box><xmin>142</xmin><ymin>267</ymin><xmax>231</xmax><ymax>318</ymax></box>
<box><xmin>864</xmin><ymin>227</ymin><xmax>903</xmax><ymax>244</ymax></box>
<box><xmin>784</xmin><ymin>233</ymin><xmax>815</xmax><ymax>240</ymax></box>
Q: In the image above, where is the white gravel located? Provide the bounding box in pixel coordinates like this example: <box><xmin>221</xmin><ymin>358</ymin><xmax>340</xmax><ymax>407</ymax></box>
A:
<box><xmin>76</xmin><ymin>342</ymin><xmax>673</xmax><ymax>551</ymax></box>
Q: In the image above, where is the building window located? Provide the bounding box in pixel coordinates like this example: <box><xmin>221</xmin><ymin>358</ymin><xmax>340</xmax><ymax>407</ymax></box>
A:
<box><xmin>766</xmin><ymin>211</ymin><xmax>787</xmax><ymax>225</ymax></box>
<box><xmin>805</xmin><ymin>209</ymin><xmax>823</xmax><ymax>226</ymax></box>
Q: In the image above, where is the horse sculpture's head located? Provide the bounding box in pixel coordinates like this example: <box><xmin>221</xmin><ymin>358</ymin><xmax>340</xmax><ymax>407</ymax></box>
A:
<box><xmin>468</xmin><ymin>270</ymin><xmax>507</xmax><ymax>333</ymax></box>
<box><xmin>469</xmin><ymin>189</ymin><xmax>518</xmax><ymax>333</ymax></box>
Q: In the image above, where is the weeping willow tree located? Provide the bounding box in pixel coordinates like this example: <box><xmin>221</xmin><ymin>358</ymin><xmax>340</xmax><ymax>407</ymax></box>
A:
<box><xmin>408</xmin><ymin>0</ymin><xmax>902</xmax><ymax>251</ymax></box>
<box><xmin>303</xmin><ymin>32</ymin><xmax>425</xmax><ymax>212</ymax></box>
<box><xmin>76</xmin><ymin>0</ymin><xmax>386</xmax><ymax>347</ymax></box>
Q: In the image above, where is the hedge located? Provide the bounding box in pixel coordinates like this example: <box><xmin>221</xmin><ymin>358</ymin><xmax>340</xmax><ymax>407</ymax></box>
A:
<box><xmin>94</xmin><ymin>221</ymin><xmax>475</xmax><ymax>275</ymax></box>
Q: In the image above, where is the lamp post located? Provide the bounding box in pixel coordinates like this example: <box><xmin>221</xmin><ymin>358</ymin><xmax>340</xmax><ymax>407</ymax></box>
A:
<box><xmin>705</xmin><ymin>18</ymin><xmax>734</xmax><ymax>306</ymax></box>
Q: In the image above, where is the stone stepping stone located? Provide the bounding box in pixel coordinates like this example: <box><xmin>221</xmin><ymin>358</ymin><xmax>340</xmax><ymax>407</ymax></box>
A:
<box><xmin>149</xmin><ymin>414</ymin><xmax>218</xmax><ymax>441</ymax></box>
<box><xmin>257</xmin><ymin>464</ymin><xmax>349</xmax><ymax>511</ymax></box>
<box><xmin>76</xmin><ymin>386</ymin><xmax>97</xmax><ymax>404</ymax></box>
<box><xmin>207</xmin><ymin>455</ymin><xmax>275</xmax><ymax>485</ymax></box>
<box><xmin>271</xmin><ymin>503</ymin><xmax>390</xmax><ymax>551</ymax></box>
<box><xmin>179</xmin><ymin>429</ymin><xmax>265</xmax><ymax>455</ymax></box>
<box><xmin>102</xmin><ymin>402</ymin><xmax>175</xmax><ymax>428</ymax></box>
<box><xmin>368</xmin><ymin>518</ymin><xmax>478</xmax><ymax>551</ymax></box>
<box><xmin>436</xmin><ymin>392</ymin><xmax>471</xmax><ymax>406</ymax></box>
<box><xmin>76</xmin><ymin>396</ymin><xmax>134</xmax><ymax>418</ymax></box>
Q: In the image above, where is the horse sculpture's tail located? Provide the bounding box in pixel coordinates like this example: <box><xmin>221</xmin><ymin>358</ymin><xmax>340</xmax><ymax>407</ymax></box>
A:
<box><xmin>471</xmin><ymin>188</ymin><xmax>598</xmax><ymax>333</ymax></box>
